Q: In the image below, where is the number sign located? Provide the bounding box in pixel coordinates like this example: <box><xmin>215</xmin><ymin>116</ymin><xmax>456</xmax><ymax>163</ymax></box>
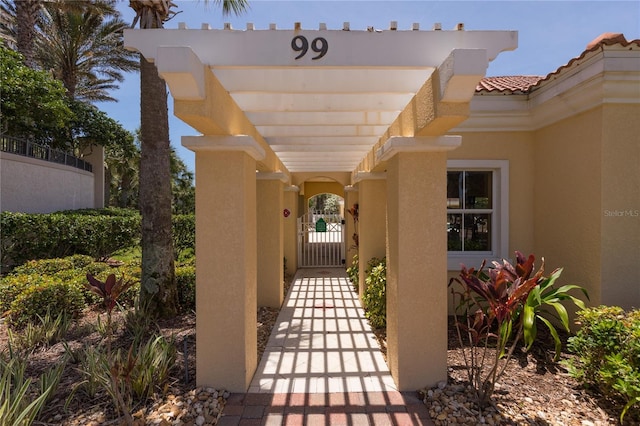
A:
<box><xmin>291</xmin><ymin>35</ymin><xmax>328</xmax><ymax>60</ymax></box>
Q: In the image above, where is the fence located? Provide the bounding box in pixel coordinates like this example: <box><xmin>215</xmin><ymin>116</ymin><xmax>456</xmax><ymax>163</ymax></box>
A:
<box><xmin>0</xmin><ymin>135</ymin><xmax>92</xmax><ymax>172</ymax></box>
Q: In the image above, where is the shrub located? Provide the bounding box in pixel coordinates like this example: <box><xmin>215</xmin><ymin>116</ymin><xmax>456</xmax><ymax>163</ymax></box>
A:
<box><xmin>0</xmin><ymin>211</ymin><xmax>140</xmax><ymax>268</ymax></box>
<box><xmin>362</xmin><ymin>257</ymin><xmax>386</xmax><ymax>329</ymax></box>
<box><xmin>565</xmin><ymin>306</ymin><xmax>640</xmax><ymax>423</ymax></box>
<box><xmin>172</xmin><ymin>214</ymin><xmax>195</xmax><ymax>259</ymax></box>
<box><xmin>346</xmin><ymin>254</ymin><xmax>359</xmax><ymax>293</ymax></box>
<box><xmin>8</xmin><ymin>279</ymin><xmax>85</xmax><ymax>328</ymax></box>
<box><xmin>176</xmin><ymin>264</ymin><xmax>196</xmax><ymax>312</ymax></box>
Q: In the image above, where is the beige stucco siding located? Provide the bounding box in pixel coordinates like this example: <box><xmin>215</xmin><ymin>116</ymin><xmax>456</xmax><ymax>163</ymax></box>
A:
<box><xmin>533</xmin><ymin>107</ymin><xmax>603</xmax><ymax>306</ymax></box>
<box><xmin>600</xmin><ymin>104</ymin><xmax>640</xmax><ymax>309</ymax></box>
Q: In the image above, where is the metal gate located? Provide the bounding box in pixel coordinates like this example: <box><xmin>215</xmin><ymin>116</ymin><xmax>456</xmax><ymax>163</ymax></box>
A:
<box><xmin>297</xmin><ymin>212</ymin><xmax>346</xmax><ymax>267</ymax></box>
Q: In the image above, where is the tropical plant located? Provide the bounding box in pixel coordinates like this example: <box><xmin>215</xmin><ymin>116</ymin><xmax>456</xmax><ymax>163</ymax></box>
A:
<box><xmin>35</xmin><ymin>0</ymin><xmax>138</xmax><ymax>102</ymax></box>
<box><xmin>449</xmin><ymin>252</ymin><xmax>551</xmax><ymax>408</ymax></box>
<box><xmin>129</xmin><ymin>0</ymin><xmax>248</xmax><ymax>319</ymax></box>
<box><xmin>522</xmin><ymin>266</ymin><xmax>588</xmax><ymax>359</ymax></box>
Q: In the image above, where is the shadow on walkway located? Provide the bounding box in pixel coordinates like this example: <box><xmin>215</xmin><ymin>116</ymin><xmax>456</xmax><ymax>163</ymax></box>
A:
<box><xmin>218</xmin><ymin>268</ymin><xmax>434</xmax><ymax>425</ymax></box>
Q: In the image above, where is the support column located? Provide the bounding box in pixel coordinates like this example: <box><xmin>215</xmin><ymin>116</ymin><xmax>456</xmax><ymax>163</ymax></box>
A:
<box><xmin>83</xmin><ymin>145</ymin><xmax>105</xmax><ymax>208</ymax></box>
<box><xmin>257</xmin><ymin>173</ymin><xmax>286</xmax><ymax>308</ymax></box>
<box><xmin>193</xmin><ymin>148</ymin><xmax>258</xmax><ymax>392</ymax></box>
<box><xmin>283</xmin><ymin>185</ymin><xmax>300</xmax><ymax>278</ymax></box>
<box><xmin>356</xmin><ymin>174</ymin><xmax>387</xmax><ymax>300</ymax></box>
<box><xmin>381</xmin><ymin>136</ymin><xmax>460</xmax><ymax>391</ymax></box>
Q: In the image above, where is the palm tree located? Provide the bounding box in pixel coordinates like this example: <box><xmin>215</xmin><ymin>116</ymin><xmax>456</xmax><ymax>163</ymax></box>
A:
<box><xmin>36</xmin><ymin>1</ymin><xmax>138</xmax><ymax>102</ymax></box>
<box><xmin>1</xmin><ymin>0</ymin><xmax>110</xmax><ymax>68</ymax></box>
<box><xmin>129</xmin><ymin>0</ymin><xmax>248</xmax><ymax>318</ymax></box>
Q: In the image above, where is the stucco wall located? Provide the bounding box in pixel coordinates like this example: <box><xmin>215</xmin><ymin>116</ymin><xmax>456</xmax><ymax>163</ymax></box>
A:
<box><xmin>533</xmin><ymin>107</ymin><xmax>603</xmax><ymax>307</ymax></box>
<box><xmin>0</xmin><ymin>152</ymin><xmax>95</xmax><ymax>213</ymax></box>
<box><xmin>600</xmin><ymin>104</ymin><xmax>640</xmax><ymax>309</ymax></box>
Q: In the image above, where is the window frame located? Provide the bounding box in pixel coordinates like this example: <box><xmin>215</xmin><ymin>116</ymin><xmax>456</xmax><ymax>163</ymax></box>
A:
<box><xmin>447</xmin><ymin>160</ymin><xmax>509</xmax><ymax>270</ymax></box>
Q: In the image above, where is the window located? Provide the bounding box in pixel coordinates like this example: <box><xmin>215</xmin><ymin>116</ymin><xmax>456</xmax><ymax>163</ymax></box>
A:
<box><xmin>447</xmin><ymin>160</ymin><xmax>508</xmax><ymax>270</ymax></box>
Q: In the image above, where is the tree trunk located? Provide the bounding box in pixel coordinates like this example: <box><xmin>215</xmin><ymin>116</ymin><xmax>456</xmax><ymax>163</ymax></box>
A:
<box><xmin>139</xmin><ymin>56</ymin><xmax>177</xmax><ymax>317</ymax></box>
<box><xmin>15</xmin><ymin>0</ymin><xmax>40</xmax><ymax>68</ymax></box>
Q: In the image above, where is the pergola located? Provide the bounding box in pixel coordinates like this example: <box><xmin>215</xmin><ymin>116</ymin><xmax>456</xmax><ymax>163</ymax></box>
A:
<box><xmin>125</xmin><ymin>23</ymin><xmax>517</xmax><ymax>392</ymax></box>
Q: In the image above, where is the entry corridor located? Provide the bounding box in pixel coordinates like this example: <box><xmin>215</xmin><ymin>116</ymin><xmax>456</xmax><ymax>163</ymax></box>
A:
<box><xmin>218</xmin><ymin>268</ymin><xmax>434</xmax><ymax>425</ymax></box>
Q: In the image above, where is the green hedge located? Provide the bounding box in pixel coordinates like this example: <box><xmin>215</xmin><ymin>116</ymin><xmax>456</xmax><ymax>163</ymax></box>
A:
<box><xmin>0</xmin><ymin>210</ymin><xmax>140</xmax><ymax>267</ymax></box>
<box><xmin>1</xmin><ymin>210</ymin><xmax>196</xmax><ymax>270</ymax></box>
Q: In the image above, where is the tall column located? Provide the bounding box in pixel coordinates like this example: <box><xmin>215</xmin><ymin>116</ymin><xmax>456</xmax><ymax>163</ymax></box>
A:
<box><xmin>356</xmin><ymin>174</ymin><xmax>387</xmax><ymax>300</ymax></box>
<box><xmin>257</xmin><ymin>173</ymin><xmax>286</xmax><ymax>308</ymax></box>
<box><xmin>193</xmin><ymin>147</ymin><xmax>259</xmax><ymax>392</ymax></box>
<box><xmin>283</xmin><ymin>185</ymin><xmax>300</xmax><ymax>278</ymax></box>
<box><xmin>83</xmin><ymin>144</ymin><xmax>105</xmax><ymax>208</ymax></box>
<box><xmin>381</xmin><ymin>136</ymin><xmax>460</xmax><ymax>391</ymax></box>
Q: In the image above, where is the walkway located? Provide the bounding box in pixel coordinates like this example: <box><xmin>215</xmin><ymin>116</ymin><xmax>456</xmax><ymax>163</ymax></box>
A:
<box><xmin>218</xmin><ymin>268</ymin><xmax>434</xmax><ymax>425</ymax></box>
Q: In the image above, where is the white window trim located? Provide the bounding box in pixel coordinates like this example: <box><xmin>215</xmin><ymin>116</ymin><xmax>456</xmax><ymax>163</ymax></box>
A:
<box><xmin>447</xmin><ymin>160</ymin><xmax>509</xmax><ymax>271</ymax></box>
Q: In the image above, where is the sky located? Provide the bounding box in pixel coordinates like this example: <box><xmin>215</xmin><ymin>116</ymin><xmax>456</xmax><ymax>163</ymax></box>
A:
<box><xmin>97</xmin><ymin>1</ymin><xmax>640</xmax><ymax>173</ymax></box>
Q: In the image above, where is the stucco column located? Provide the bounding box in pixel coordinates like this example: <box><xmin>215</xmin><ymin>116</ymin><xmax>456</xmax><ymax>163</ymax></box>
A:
<box><xmin>194</xmin><ymin>150</ymin><xmax>258</xmax><ymax>392</ymax></box>
<box><xmin>283</xmin><ymin>185</ymin><xmax>300</xmax><ymax>278</ymax></box>
<box><xmin>83</xmin><ymin>145</ymin><xmax>105</xmax><ymax>209</ymax></box>
<box><xmin>381</xmin><ymin>136</ymin><xmax>460</xmax><ymax>391</ymax></box>
<box><xmin>356</xmin><ymin>174</ymin><xmax>387</xmax><ymax>300</ymax></box>
<box><xmin>257</xmin><ymin>174</ymin><xmax>286</xmax><ymax>308</ymax></box>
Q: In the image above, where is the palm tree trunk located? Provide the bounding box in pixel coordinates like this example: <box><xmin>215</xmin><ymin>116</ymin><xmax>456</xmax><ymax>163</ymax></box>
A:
<box><xmin>139</xmin><ymin>56</ymin><xmax>177</xmax><ymax>317</ymax></box>
<box><xmin>15</xmin><ymin>0</ymin><xmax>40</xmax><ymax>67</ymax></box>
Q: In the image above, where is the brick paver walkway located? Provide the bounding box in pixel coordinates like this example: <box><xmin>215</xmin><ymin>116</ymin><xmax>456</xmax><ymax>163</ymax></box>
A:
<box><xmin>217</xmin><ymin>268</ymin><xmax>434</xmax><ymax>425</ymax></box>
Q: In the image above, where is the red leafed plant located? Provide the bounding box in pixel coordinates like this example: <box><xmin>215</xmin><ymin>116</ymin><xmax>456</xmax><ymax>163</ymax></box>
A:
<box><xmin>85</xmin><ymin>273</ymin><xmax>134</xmax><ymax>313</ymax></box>
<box><xmin>449</xmin><ymin>252</ymin><xmax>547</xmax><ymax>409</ymax></box>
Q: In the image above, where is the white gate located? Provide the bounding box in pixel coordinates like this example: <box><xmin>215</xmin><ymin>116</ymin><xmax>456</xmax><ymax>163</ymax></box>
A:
<box><xmin>297</xmin><ymin>212</ymin><xmax>346</xmax><ymax>267</ymax></box>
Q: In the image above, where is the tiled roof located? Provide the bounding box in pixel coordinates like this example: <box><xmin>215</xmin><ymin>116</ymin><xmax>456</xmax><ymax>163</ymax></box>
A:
<box><xmin>476</xmin><ymin>76</ymin><xmax>543</xmax><ymax>93</ymax></box>
<box><xmin>477</xmin><ymin>33</ymin><xmax>640</xmax><ymax>94</ymax></box>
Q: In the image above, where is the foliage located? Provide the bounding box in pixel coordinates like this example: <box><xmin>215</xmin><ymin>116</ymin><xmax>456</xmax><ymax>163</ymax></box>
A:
<box><xmin>0</xmin><ymin>210</ymin><xmax>140</xmax><ymax>268</ymax></box>
<box><xmin>0</xmin><ymin>45</ymin><xmax>71</xmax><ymax>143</ymax></box>
<box><xmin>450</xmin><ymin>252</ymin><xmax>584</xmax><ymax>408</ymax></box>
<box><xmin>565</xmin><ymin>306</ymin><xmax>640</xmax><ymax>423</ymax></box>
<box><xmin>85</xmin><ymin>273</ymin><xmax>136</xmax><ymax>313</ymax></box>
<box><xmin>176</xmin><ymin>264</ymin><xmax>196</xmax><ymax>312</ymax></box>
<box><xmin>346</xmin><ymin>254</ymin><xmax>359</xmax><ymax>293</ymax></box>
<box><xmin>362</xmin><ymin>257</ymin><xmax>386</xmax><ymax>329</ymax></box>
<box><xmin>9</xmin><ymin>310</ymin><xmax>73</xmax><ymax>352</ymax></box>
<box><xmin>523</xmin><ymin>267</ymin><xmax>588</xmax><ymax>360</ymax></box>
<box><xmin>0</xmin><ymin>355</ymin><xmax>65</xmax><ymax>426</ymax></box>
<box><xmin>35</xmin><ymin>1</ymin><xmax>138</xmax><ymax>103</ymax></box>
<box><xmin>308</xmin><ymin>193</ymin><xmax>342</xmax><ymax>215</ymax></box>
<box><xmin>57</xmin><ymin>100</ymin><xmax>136</xmax><ymax>153</ymax></box>
<box><xmin>170</xmin><ymin>148</ymin><xmax>195</xmax><ymax>215</ymax></box>
<box><xmin>172</xmin><ymin>214</ymin><xmax>195</xmax><ymax>259</ymax></box>
<box><xmin>8</xmin><ymin>279</ymin><xmax>85</xmax><ymax>328</ymax></box>
<box><xmin>346</xmin><ymin>203</ymin><xmax>359</xmax><ymax>249</ymax></box>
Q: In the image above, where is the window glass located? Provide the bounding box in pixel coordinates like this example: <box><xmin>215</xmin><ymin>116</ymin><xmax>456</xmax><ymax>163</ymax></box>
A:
<box><xmin>447</xmin><ymin>171</ymin><xmax>493</xmax><ymax>252</ymax></box>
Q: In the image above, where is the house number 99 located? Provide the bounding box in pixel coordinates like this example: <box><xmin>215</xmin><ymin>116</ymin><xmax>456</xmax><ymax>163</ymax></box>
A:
<box><xmin>291</xmin><ymin>35</ymin><xmax>328</xmax><ymax>60</ymax></box>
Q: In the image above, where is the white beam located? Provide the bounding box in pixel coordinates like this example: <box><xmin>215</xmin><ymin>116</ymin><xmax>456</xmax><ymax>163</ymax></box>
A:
<box><xmin>231</xmin><ymin>93</ymin><xmax>414</xmax><ymax>112</ymax></box>
<box><xmin>213</xmin><ymin>68</ymin><xmax>433</xmax><ymax>93</ymax></box>
<box><xmin>256</xmin><ymin>125</ymin><xmax>389</xmax><ymax>138</ymax></box>
<box><xmin>246</xmin><ymin>111</ymin><xmax>400</xmax><ymax>126</ymax></box>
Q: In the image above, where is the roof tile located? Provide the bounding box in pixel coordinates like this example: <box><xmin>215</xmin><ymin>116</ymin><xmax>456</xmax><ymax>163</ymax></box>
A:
<box><xmin>477</xmin><ymin>33</ymin><xmax>640</xmax><ymax>94</ymax></box>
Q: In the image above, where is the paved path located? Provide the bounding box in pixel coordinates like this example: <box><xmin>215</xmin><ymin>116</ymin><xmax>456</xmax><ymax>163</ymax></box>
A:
<box><xmin>218</xmin><ymin>268</ymin><xmax>434</xmax><ymax>425</ymax></box>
